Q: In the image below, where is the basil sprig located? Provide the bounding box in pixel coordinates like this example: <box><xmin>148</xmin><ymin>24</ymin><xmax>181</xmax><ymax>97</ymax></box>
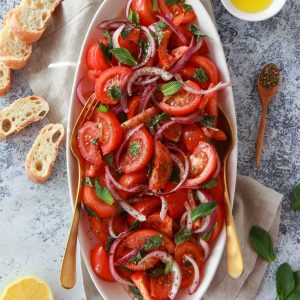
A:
<box><xmin>160</xmin><ymin>81</ymin><xmax>183</xmax><ymax>96</ymax></box>
<box><xmin>189</xmin><ymin>23</ymin><xmax>211</xmax><ymax>41</ymax></box>
<box><xmin>191</xmin><ymin>202</ymin><xmax>217</xmax><ymax>222</ymax></box>
<box><xmin>120</xmin><ymin>26</ymin><xmax>132</xmax><ymax>40</ymax></box>
<box><xmin>292</xmin><ymin>183</ymin><xmax>300</xmax><ymax>211</ymax></box>
<box><xmin>110</xmin><ymin>47</ymin><xmax>138</xmax><ymax>66</ymax></box>
<box><xmin>143</xmin><ymin>234</ymin><xmax>163</xmax><ymax>252</ymax></box>
<box><xmin>201</xmin><ymin>116</ymin><xmax>216</xmax><ymax>128</ymax></box>
<box><xmin>249</xmin><ymin>225</ymin><xmax>276</xmax><ymax>262</ymax></box>
<box><xmin>129</xmin><ymin>286</ymin><xmax>143</xmax><ymax>300</ymax></box>
<box><xmin>174</xmin><ymin>227</ymin><xmax>192</xmax><ymax>245</ymax></box>
<box><xmin>128</xmin><ymin>8</ymin><xmax>140</xmax><ymax>24</ymax></box>
<box><xmin>95</xmin><ymin>178</ymin><xmax>114</xmax><ymax>205</ymax></box>
<box><xmin>148</xmin><ymin>112</ymin><xmax>171</xmax><ymax>130</ymax></box>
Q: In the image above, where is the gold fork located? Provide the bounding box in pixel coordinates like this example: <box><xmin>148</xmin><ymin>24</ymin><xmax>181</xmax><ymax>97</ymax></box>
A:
<box><xmin>60</xmin><ymin>93</ymin><xmax>98</xmax><ymax>289</ymax></box>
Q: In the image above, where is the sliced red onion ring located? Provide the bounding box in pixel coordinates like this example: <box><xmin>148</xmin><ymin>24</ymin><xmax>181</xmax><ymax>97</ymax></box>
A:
<box><xmin>139</xmin><ymin>83</ymin><xmax>157</xmax><ymax>112</ymax></box>
<box><xmin>170</xmin><ymin>111</ymin><xmax>204</xmax><ymax>124</ymax></box>
<box><xmin>169</xmin><ymin>36</ymin><xmax>203</xmax><ymax>74</ymax></box>
<box><xmin>115</xmin><ymin>248</ymin><xmax>139</xmax><ymax>265</ymax></box>
<box><xmin>155</xmin><ymin>120</ymin><xmax>176</xmax><ymax>141</ymax></box>
<box><xmin>139</xmin><ymin>251</ymin><xmax>182</xmax><ymax>300</ymax></box>
<box><xmin>159</xmin><ymin>196</ymin><xmax>168</xmax><ymax>220</ymax></box>
<box><xmin>180</xmin><ymin>212</ymin><xmax>188</xmax><ymax>228</ymax></box>
<box><xmin>141</xmin><ymin>26</ymin><xmax>156</xmax><ymax>59</ymax></box>
<box><xmin>115</xmin><ymin>124</ymin><xmax>144</xmax><ymax>168</ymax></box>
<box><xmin>187</xmin><ymin>190</ymin><xmax>196</xmax><ymax>208</ymax></box>
<box><xmin>135</xmin><ymin>76</ymin><xmax>159</xmax><ymax>85</ymax></box>
<box><xmin>183</xmin><ymin>81</ymin><xmax>232</xmax><ymax>95</ymax></box>
<box><xmin>108</xmin><ymin>216</ymin><xmax>118</xmax><ymax>238</ymax></box>
<box><xmin>199</xmin><ymin>238</ymin><xmax>210</xmax><ymax>261</ymax></box>
<box><xmin>105</xmin><ymin>165</ymin><xmax>147</xmax><ymax>193</ymax></box>
<box><xmin>110</xmin><ymin>104</ymin><xmax>123</xmax><ymax>114</ymax></box>
<box><xmin>127</xmin><ymin>67</ymin><xmax>173</xmax><ymax>96</ymax></box>
<box><xmin>156</xmin><ymin>13</ymin><xmax>187</xmax><ymax>45</ymax></box>
<box><xmin>184</xmin><ymin>202</ymin><xmax>193</xmax><ymax>230</ymax></box>
<box><xmin>183</xmin><ymin>255</ymin><xmax>200</xmax><ymax>295</ymax></box>
<box><xmin>212</xmin><ymin>153</ymin><xmax>221</xmax><ymax>178</ymax></box>
<box><xmin>76</xmin><ymin>76</ymin><xmax>95</xmax><ymax>106</ymax></box>
<box><xmin>196</xmin><ymin>190</ymin><xmax>213</xmax><ymax>203</ymax></box>
<box><xmin>125</xmin><ymin>0</ymin><xmax>134</xmax><ymax>18</ymax></box>
<box><xmin>98</xmin><ymin>19</ymin><xmax>128</xmax><ymax>30</ymax></box>
<box><xmin>112</xmin><ymin>24</ymin><xmax>125</xmax><ymax>48</ymax></box>
<box><xmin>109</xmin><ymin>231</ymin><xmax>134</xmax><ymax>286</ymax></box>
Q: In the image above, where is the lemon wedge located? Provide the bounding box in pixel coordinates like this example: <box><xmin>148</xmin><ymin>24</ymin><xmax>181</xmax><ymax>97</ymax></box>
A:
<box><xmin>0</xmin><ymin>276</ymin><xmax>54</xmax><ymax>300</ymax></box>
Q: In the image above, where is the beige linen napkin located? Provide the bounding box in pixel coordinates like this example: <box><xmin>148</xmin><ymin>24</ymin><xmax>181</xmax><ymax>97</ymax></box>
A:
<box><xmin>26</xmin><ymin>1</ymin><xmax>283</xmax><ymax>299</ymax></box>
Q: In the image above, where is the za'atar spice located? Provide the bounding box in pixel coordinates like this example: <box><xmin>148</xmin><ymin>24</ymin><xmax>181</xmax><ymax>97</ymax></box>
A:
<box><xmin>259</xmin><ymin>63</ymin><xmax>280</xmax><ymax>88</ymax></box>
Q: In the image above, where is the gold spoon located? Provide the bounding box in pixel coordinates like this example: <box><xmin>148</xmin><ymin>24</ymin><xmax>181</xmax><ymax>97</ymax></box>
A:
<box><xmin>256</xmin><ymin>64</ymin><xmax>280</xmax><ymax>167</ymax></box>
<box><xmin>213</xmin><ymin>108</ymin><xmax>244</xmax><ymax>278</ymax></box>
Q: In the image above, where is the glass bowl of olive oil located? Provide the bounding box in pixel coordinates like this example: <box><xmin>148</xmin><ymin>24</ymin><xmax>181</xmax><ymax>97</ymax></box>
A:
<box><xmin>221</xmin><ymin>0</ymin><xmax>287</xmax><ymax>21</ymax></box>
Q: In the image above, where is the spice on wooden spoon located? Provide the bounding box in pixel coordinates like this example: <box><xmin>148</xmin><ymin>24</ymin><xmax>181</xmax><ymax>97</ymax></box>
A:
<box><xmin>256</xmin><ymin>63</ymin><xmax>280</xmax><ymax>167</ymax></box>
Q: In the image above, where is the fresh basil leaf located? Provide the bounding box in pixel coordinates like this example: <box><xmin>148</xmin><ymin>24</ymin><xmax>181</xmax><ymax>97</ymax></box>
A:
<box><xmin>160</xmin><ymin>81</ymin><xmax>184</xmax><ymax>96</ymax></box>
<box><xmin>83</xmin><ymin>177</ymin><xmax>93</xmax><ymax>187</ymax></box>
<box><xmin>183</xmin><ymin>3</ymin><xmax>193</xmax><ymax>11</ymax></box>
<box><xmin>141</xmin><ymin>40</ymin><xmax>150</xmax><ymax>58</ymax></box>
<box><xmin>155</xmin><ymin>20</ymin><xmax>168</xmax><ymax>31</ymax></box>
<box><xmin>148</xmin><ymin>267</ymin><xmax>165</xmax><ymax>277</ymax></box>
<box><xmin>189</xmin><ymin>23</ymin><xmax>210</xmax><ymax>41</ymax></box>
<box><xmin>108</xmin><ymin>84</ymin><xmax>123</xmax><ymax>100</ymax></box>
<box><xmin>174</xmin><ymin>227</ymin><xmax>192</xmax><ymax>245</ymax></box>
<box><xmin>128</xmin><ymin>8</ymin><xmax>140</xmax><ymax>24</ymax></box>
<box><xmin>129</xmin><ymin>286</ymin><xmax>144</xmax><ymax>300</ymax></box>
<box><xmin>129</xmin><ymin>141</ymin><xmax>140</xmax><ymax>157</ymax></box>
<box><xmin>292</xmin><ymin>183</ymin><xmax>300</xmax><ymax>211</ymax></box>
<box><xmin>276</xmin><ymin>263</ymin><xmax>295</xmax><ymax>300</ymax></box>
<box><xmin>193</xmin><ymin>67</ymin><xmax>209</xmax><ymax>82</ymax></box>
<box><xmin>95</xmin><ymin>178</ymin><xmax>114</xmax><ymax>205</ymax></box>
<box><xmin>249</xmin><ymin>225</ymin><xmax>276</xmax><ymax>262</ymax></box>
<box><xmin>129</xmin><ymin>251</ymin><xmax>143</xmax><ymax>264</ymax></box>
<box><xmin>120</xmin><ymin>26</ymin><xmax>132</xmax><ymax>40</ymax></box>
<box><xmin>191</xmin><ymin>202</ymin><xmax>217</xmax><ymax>222</ymax></box>
<box><xmin>110</xmin><ymin>47</ymin><xmax>138</xmax><ymax>66</ymax></box>
<box><xmin>166</xmin><ymin>0</ymin><xmax>182</xmax><ymax>5</ymax></box>
<box><xmin>129</xmin><ymin>220</ymin><xmax>139</xmax><ymax>231</ymax></box>
<box><xmin>103</xmin><ymin>30</ymin><xmax>112</xmax><ymax>48</ymax></box>
<box><xmin>201</xmin><ymin>178</ymin><xmax>218</xmax><ymax>190</ymax></box>
<box><xmin>165</xmin><ymin>260</ymin><xmax>173</xmax><ymax>274</ymax></box>
<box><xmin>104</xmin><ymin>153</ymin><xmax>114</xmax><ymax>168</ymax></box>
<box><xmin>287</xmin><ymin>271</ymin><xmax>300</xmax><ymax>299</ymax></box>
<box><xmin>83</xmin><ymin>204</ymin><xmax>97</xmax><ymax>217</ymax></box>
<box><xmin>153</xmin><ymin>0</ymin><xmax>158</xmax><ymax>11</ymax></box>
<box><xmin>98</xmin><ymin>104</ymin><xmax>109</xmax><ymax>112</ymax></box>
<box><xmin>201</xmin><ymin>116</ymin><xmax>216</xmax><ymax>128</ymax></box>
<box><xmin>98</xmin><ymin>41</ymin><xmax>112</xmax><ymax>64</ymax></box>
<box><xmin>143</xmin><ymin>234</ymin><xmax>163</xmax><ymax>252</ymax></box>
<box><xmin>170</xmin><ymin>166</ymin><xmax>180</xmax><ymax>183</ymax></box>
<box><xmin>91</xmin><ymin>137</ymin><xmax>99</xmax><ymax>146</ymax></box>
<box><xmin>148</xmin><ymin>112</ymin><xmax>171</xmax><ymax>130</ymax></box>
<box><xmin>119</xmin><ymin>265</ymin><xmax>132</xmax><ymax>272</ymax></box>
<box><xmin>105</xmin><ymin>236</ymin><xmax>115</xmax><ymax>252</ymax></box>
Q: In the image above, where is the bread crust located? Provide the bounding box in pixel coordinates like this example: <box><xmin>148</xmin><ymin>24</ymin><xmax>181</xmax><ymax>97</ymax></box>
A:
<box><xmin>25</xmin><ymin>123</ymin><xmax>64</xmax><ymax>183</ymax></box>
<box><xmin>0</xmin><ymin>63</ymin><xmax>11</xmax><ymax>96</ymax></box>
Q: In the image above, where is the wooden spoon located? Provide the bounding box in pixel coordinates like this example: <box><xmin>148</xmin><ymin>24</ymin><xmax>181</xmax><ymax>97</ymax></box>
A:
<box><xmin>256</xmin><ymin>63</ymin><xmax>280</xmax><ymax>167</ymax></box>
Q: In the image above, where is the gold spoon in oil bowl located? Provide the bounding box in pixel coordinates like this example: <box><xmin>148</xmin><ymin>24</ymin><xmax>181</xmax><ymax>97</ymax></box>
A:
<box><xmin>256</xmin><ymin>63</ymin><xmax>280</xmax><ymax>167</ymax></box>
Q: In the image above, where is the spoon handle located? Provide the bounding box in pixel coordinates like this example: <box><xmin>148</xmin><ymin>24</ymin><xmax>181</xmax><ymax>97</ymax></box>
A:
<box><xmin>256</xmin><ymin>104</ymin><xmax>268</xmax><ymax>167</ymax></box>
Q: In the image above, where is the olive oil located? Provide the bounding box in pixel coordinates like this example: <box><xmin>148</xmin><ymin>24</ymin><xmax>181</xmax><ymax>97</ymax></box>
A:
<box><xmin>231</xmin><ymin>0</ymin><xmax>273</xmax><ymax>13</ymax></box>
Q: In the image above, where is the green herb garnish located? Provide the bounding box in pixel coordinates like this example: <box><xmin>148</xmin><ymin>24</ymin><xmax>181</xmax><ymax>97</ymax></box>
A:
<box><xmin>191</xmin><ymin>202</ymin><xmax>217</xmax><ymax>222</ymax></box>
<box><xmin>183</xmin><ymin>3</ymin><xmax>193</xmax><ymax>11</ymax></box>
<box><xmin>120</xmin><ymin>26</ymin><xmax>132</xmax><ymax>40</ymax></box>
<box><xmin>129</xmin><ymin>220</ymin><xmax>140</xmax><ymax>231</ymax></box>
<box><xmin>104</xmin><ymin>153</ymin><xmax>115</xmax><ymax>168</ymax></box>
<box><xmin>148</xmin><ymin>112</ymin><xmax>171</xmax><ymax>130</ymax></box>
<box><xmin>153</xmin><ymin>0</ymin><xmax>158</xmax><ymax>11</ymax></box>
<box><xmin>83</xmin><ymin>204</ymin><xmax>97</xmax><ymax>217</ymax></box>
<box><xmin>193</xmin><ymin>67</ymin><xmax>209</xmax><ymax>82</ymax></box>
<box><xmin>148</xmin><ymin>267</ymin><xmax>165</xmax><ymax>277</ymax></box>
<box><xmin>105</xmin><ymin>236</ymin><xmax>115</xmax><ymax>252</ymax></box>
<box><xmin>128</xmin><ymin>8</ymin><xmax>140</xmax><ymax>24</ymax></box>
<box><xmin>189</xmin><ymin>23</ymin><xmax>210</xmax><ymax>42</ymax></box>
<box><xmin>249</xmin><ymin>225</ymin><xmax>276</xmax><ymax>262</ymax></box>
<box><xmin>98</xmin><ymin>33</ymin><xmax>112</xmax><ymax>64</ymax></box>
<box><xmin>91</xmin><ymin>137</ymin><xmax>99</xmax><ymax>146</ymax></box>
<box><xmin>95</xmin><ymin>178</ymin><xmax>114</xmax><ymax>205</ymax></box>
<box><xmin>98</xmin><ymin>104</ymin><xmax>109</xmax><ymax>112</ymax></box>
<box><xmin>129</xmin><ymin>141</ymin><xmax>140</xmax><ymax>157</ymax></box>
<box><xmin>170</xmin><ymin>167</ymin><xmax>180</xmax><ymax>183</ymax></box>
<box><xmin>200</xmin><ymin>116</ymin><xmax>216</xmax><ymax>128</ymax></box>
<box><xmin>292</xmin><ymin>183</ymin><xmax>300</xmax><ymax>211</ymax></box>
<box><xmin>160</xmin><ymin>81</ymin><xmax>184</xmax><ymax>96</ymax></box>
<box><xmin>129</xmin><ymin>286</ymin><xmax>144</xmax><ymax>300</ymax></box>
<box><xmin>143</xmin><ymin>234</ymin><xmax>163</xmax><ymax>252</ymax></box>
<box><xmin>108</xmin><ymin>84</ymin><xmax>123</xmax><ymax>100</ymax></box>
<box><xmin>200</xmin><ymin>178</ymin><xmax>218</xmax><ymax>190</ymax></box>
<box><xmin>83</xmin><ymin>177</ymin><xmax>93</xmax><ymax>187</ymax></box>
<box><xmin>164</xmin><ymin>260</ymin><xmax>173</xmax><ymax>274</ymax></box>
<box><xmin>155</xmin><ymin>20</ymin><xmax>167</xmax><ymax>31</ymax></box>
<box><xmin>166</xmin><ymin>0</ymin><xmax>183</xmax><ymax>5</ymax></box>
<box><xmin>110</xmin><ymin>47</ymin><xmax>138</xmax><ymax>66</ymax></box>
<box><xmin>174</xmin><ymin>227</ymin><xmax>192</xmax><ymax>245</ymax></box>
<box><xmin>129</xmin><ymin>251</ymin><xmax>144</xmax><ymax>264</ymax></box>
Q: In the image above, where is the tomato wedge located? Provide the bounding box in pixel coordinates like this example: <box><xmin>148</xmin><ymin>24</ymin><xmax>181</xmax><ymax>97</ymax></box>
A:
<box><xmin>174</xmin><ymin>241</ymin><xmax>203</xmax><ymax>288</ymax></box>
<box><xmin>143</xmin><ymin>211</ymin><xmax>173</xmax><ymax>237</ymax></box>
<box><xmin>78</xmin><ymin>121</ymin><xmax>103</xmax><ymax>167</ymax></box>
<box><xmin>119</xmin><ymin>127</ymin><xmax>154</xmax><ymax>174</ymax></box>
<box><xmin>184</xmin><ymin>141</ymin><xmax>217</xmax><ymax>187</ymax></box>
<box><xmin>95</xmin><ymin>66</ymin><xmax>132</xmax><ymax>105</ymax></box>
<box><xmin>84</xmin><ymin>161</ymin><xmax>103</xmax><ymax>177</ymax></box>
<box><xmin>86</xmin><ymin>39</ymin><xmax>110</xmax><ymax>71</ymax></box>
<box><xmin>93</xmin><ymin>111</ymin><xmax>123</xmax><ymax>155</ymax></box>
<box><xmin>158</xmin><ymin>81</ymin><xmax>203</xmax><ymax>116</ymax></box>
<box><xmin>162</xmin><ymin>122</ymin><xmax>182</xmax><ymax>142</ymax></box>
<box><xmin>131</xmin><ymin>0</ymin><xmax>156</xmax><ymax>26</ymax></box>
<box><xmin>91</xmin><ymin>243</ymin><xmax>115</xmax><ymax>282</ymax></box>
<box><xmin>181</xmin><ymin>124</ymin><xmax>206</xmax><ymax>153</ymax></box>
<box><xmin>127</xmin><ymin>95</ymin><xmax>140</xmax><ymax>119</ymax></box>
<box><xmin>131</xmin><ymin>272</ymin><xmax>153</xmax><ymax>300</ymax></box>
<box><xmin>150</xmin><ymin>272</ymin><xmax>172</xmax><ymax>299</ymax></box>
<box><xmin>149</xmin><ymin>141</ymin><xmax>173</xmax><ymax>191</ymax></box>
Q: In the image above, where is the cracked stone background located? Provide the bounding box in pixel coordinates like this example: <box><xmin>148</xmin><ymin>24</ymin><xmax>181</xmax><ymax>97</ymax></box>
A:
<box><xmin>0</xmin><ymin>0</ymin><xmax>299</xmax><ymax>299</ymax></box>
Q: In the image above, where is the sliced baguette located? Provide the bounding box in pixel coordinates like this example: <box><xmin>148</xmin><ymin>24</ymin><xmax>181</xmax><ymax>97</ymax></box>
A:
<box><xmin>10</xmin><ymin>0</ymin><xmax>62</xmax><ymax>44</ymax></box>
<box><xmin>0</xmin><ymin>95</ymin><xmax>49</xmax><ymax>140</ymax></box>
<box><xmin>0</xmin><ymin>62</ymin><xmax>11</xmax><ymax>95</ymax></box>
<box><xmin>0</xmin><ymin>11</ymin><xmax>32</xmax><ymax>69</ymax></box>
<box><xmin>25</xmin><ymin>123</ymin><xmax>64</xmax><ymax>183</ymax></box>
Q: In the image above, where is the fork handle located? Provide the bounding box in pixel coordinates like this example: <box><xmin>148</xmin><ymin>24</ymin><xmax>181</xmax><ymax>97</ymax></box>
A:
<box><xmin>60</xmin><ymin>193</ymin><xmax>81</xmax><ymax>288</ymax></box>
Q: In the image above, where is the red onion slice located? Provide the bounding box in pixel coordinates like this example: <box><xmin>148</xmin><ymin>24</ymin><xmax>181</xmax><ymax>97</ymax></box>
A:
<box><xmin>141</xmin><ymin>26</ymin><xmax>156</xmax><ymax>59</ymax></box>
<box><xmin>183</xmin><ymin>81</ymin><xmax>232</xmax><ymax>95</ymax></box>
<box><xmin>125</xmin><ymin>0</ymin><xmax>134</xmax><ymax>18</ymax></box>
<box><xmin>199</xmin><ymin>238</ymin><xmax>210</xmax><ymax>261</ymax></box>
<box><xmin>180</xmin><ymin>212</ymin><xmax>188</xmax><ymax>228</ymax></box>
<box><xmin>155</xmin><ymin>120</ymin><xmax>176</xmax><ymax>141</ymax></box>
<box><xmin>135</xmin><ymin>76</ymin><xmax>159</xmax><ymax>85</ymax></box>
<box><xmin>156</xmin><ymin>13</ymin><xmax>188</xmax><ymax>45</ymax></box>
<box><xmin>139</xmin><ymin>83</ymin><xmax>157</xmax><ymax>112</ymax></box>
<box><xmin>115</xmin><ymin>248</ymin><xmax>139</xmax><ymax>265</ymax></box>
<box><xmin>108</xmin><ymin>216</ymin><xmax>118</xmax><ymax>238</ymax></box>
<box><xmin>212</xmin><ymin>153</ymin><xmax>221</xmax><ymax>178</ymax></box>
<box><xmin>127</xmin><ymin>67</ymin><xmax>173</xmax><ymax>96</ymax></box>
<box><xmin>76</xmin><ymin>76</ymin><xmax>95</xmax><ymax>106</ymax></box>
<box><xmin>159</xmin><ymin>196</ymin><xmax>168</xmax><ymax>220</ymax></box>
<box><xmin>119</xmin><ymin>200</ymin><xmax>146</xmax><ymax>222</ymax></box>
<box><xmin>115</xmin><ymin>124</ymin><xmax>144</xmax><ymax>169</ymax></box>
<box><xmin>169</xmin><ymin>36</ymin><xmax>203</xmax><ymax>74</ymax></box>
<box><xmin>196</xmin><ymin>190</ymin><xmax>213</xmax><ymax>203</ymax></box>
<box><xmin>112</xmin><ymin>24</ymin><xmax>125</xmax><ymax>48</ymax></box>
<box><xmin>170</xmin><ymin>111</ymin><xmax>204</xmax><ymax>124</ymax></box>
<box><xmin>183</xmin><ymin>255</ymin><xmax>201</xmax><ymax>295</ymax></box>
<box><xmin>98</xmin><ymin>19</ymin><xmax>128</xmax><ymax>30</ymax></box>
<box><xmin>139</xmin><ymin>251</ymin><xmax>182</xmax><ymax>299</ymax></box>
<box><xmin>109</xmin><ymin>231</ymin><xmax>134</xmax><ymax>286</ymax></box>
<box><xmin>110</xmin><ymin>104</ymin><xmax>123</xmax><ymax>114</ymax></box>
<box><xmin>184</xmin><ymin>202</ymin><xmax>193</xmax><ymax>230</ymax></box>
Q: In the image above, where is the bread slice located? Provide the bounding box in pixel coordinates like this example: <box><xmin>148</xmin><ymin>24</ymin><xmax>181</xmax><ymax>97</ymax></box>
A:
<box><xmin>0</xmin><ymin>11</ymin><xmax>32</xmax><ymax>69</ymax></box>
<box><xmin>10</xmin><ymin>0</ymin><xmax>62</xmax><ymax>44</ymax></box>
<box><xmin>25</xmin><ymin>123</ymin><xmax>64</xmax><ymax>183</ymax></box>
<box><xmin>0</xmin><ymin>62</ymin><xmax>11</xmax><ymax>96</ymax></box>
<box><xmin>0</xmin><ymin>95</ymin><xmax>49</xmax><ymax>140</ymax></box>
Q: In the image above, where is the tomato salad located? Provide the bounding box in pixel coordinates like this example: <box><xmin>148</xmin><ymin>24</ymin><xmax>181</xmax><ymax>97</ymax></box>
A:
<box><xmin>77</xmin><ymin>0</ymin><xmax>231</xmax><ymax>299</ymax></box>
